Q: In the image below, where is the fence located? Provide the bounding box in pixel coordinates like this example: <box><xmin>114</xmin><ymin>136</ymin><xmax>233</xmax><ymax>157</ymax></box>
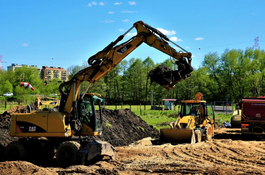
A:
<box><xmin>213</xmin><ymin>101</ymin><xmax>234</xmax><ymax>114</ymax></box>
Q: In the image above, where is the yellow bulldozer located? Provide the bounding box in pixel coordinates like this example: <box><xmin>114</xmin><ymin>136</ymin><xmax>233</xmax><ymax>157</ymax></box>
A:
<box><xmin>160</xmin><ymin>92</ymin><xmax>215</xmax><ymax>143</ymax></box>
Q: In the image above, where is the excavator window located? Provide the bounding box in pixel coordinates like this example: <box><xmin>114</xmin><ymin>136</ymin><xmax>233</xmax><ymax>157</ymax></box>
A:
<box><xmin>78</xmin><ymin>100</ymin><xmax>93</xmax><ymax>126</ymax></box>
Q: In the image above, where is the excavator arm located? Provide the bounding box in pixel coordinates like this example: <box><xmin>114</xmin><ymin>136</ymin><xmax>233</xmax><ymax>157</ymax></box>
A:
<box><xmin>86</xmin><ymin>21</ymin><xmax>193</xmax><ymax>86</ymax></box>
<box><xmin>58</xmin><ymin>21</ymin><xmax>193</xmax><ymax>132</ymax></box>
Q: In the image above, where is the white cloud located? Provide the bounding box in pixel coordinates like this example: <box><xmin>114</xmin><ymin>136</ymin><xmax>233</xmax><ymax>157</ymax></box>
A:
<box><xmin>114</xmin><ymin>2</ymin><xmax>122</xmax><ymax>5</ymax></box>
<box><xmin>121</xmin><ymin>10</ymin><xmax>137</xmax><ymax>13</ymax></box>
<box><xmin>119</xmin><ymin>29</ymin><xmax>125</xmax><ymax>32</ymax></box>
<box><xmin>126</xmin><ymin>32</ymin><xmax>137</xmax><ymax>37</ymax></box>
<box><xmin>122</xmin><ymin>19</ymin><xmax>129</xmax><ymax>22</ymax></box>
<box><xmin>102</xmin><ymin>20</ymin><xmax>115</xmax><ymax>23</ymax></box>
<box><xmin>195</xmin><ymin>37</ymin><xmax>204</xmax><ymax>41</ymax></box>
<box><xmin>170</xmin><ymin>36</ymin><xmax>182</xmax><ymax>42</ymax></box>
<box><xmin>21</xmin><ymin>43</ymin><xmax>28</xmax><ymax>47</ymax></box>
<box><xmin>88</xmin><ymin>1</ymin><xmax>104</xmax><ymax>7</ymax></box>
<box><xmin>129</xmin><ymin>1</ymin><xmax>136</xmax><ymax>5</ymax></box>
<box><xmin>108</xmin><ymin>11</ymin><xmax>114</xmax><ymax>14</ymax></box>
<box><xmin>156</xmin><ymin>28</ymin><xmax>176</xmax><ymax>36</ymax></box>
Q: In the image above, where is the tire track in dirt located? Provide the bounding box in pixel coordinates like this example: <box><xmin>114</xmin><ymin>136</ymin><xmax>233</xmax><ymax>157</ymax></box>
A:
<box><xmin>211</xmin><ymin>140</ymin><xmax>265</xmax><ymax>169</ymax></box>
<box><xmin>115</xmin><ymin>130</ymin><xmax>265</xmax><ymax>174</ymax></box>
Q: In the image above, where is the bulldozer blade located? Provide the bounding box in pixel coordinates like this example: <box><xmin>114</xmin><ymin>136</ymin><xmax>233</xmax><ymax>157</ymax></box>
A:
<box><xmin>160</xmin><ymin>128</ymin><xmax>196</xmax><ymax>144</ymax></box>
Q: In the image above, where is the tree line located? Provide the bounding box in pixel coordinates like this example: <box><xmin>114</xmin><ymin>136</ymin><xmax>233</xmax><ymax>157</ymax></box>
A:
<box><xmin>1</xmin><ymin>47</ymin><xmax>264</xmax><ymax>104</ymax></box>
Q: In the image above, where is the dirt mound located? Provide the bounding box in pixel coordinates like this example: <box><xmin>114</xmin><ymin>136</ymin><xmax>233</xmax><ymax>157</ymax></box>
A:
<box><xmin>0</xmin><ymin>161</ymin><xmax>57</xmax><ymax>175</ymax></box>
<box><xmin>0</xmin><ymin>105</ymin><xmax>26</xmax><ymax>129</ymax></box>
<box><xmin>98</xmin><ymin>108</ymin><xmax>159</xmax><ymax>146</ymax></box>
<box><xmin>0</xmin><ymin>104</ymin><xmax>39</xmax><ymax>148</ymax></box>
<box><xmin>0</xmin><ymin>105</ymin><xmax>29</xmax><ymax>148</ymax></box>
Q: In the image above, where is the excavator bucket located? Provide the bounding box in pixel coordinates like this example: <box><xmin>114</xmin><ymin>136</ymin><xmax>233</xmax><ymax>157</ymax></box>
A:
<box><xmin>79</xmin><ymin>140</ymin><xmax>115</xmax><ymax>164</ymax></box>
<box><xmin>148</xmin><ymin>65</ymin><xmax>181</xmax><ymax>90</ymax></box>
<box><xmin>160</xmin><ymin>128</ymin><xmax>196</xmax><ymax>144</ymax></box>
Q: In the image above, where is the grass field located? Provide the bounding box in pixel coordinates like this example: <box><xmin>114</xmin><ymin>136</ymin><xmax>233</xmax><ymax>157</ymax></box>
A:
<box><xmin>0</xmin><ymin>101</ymin><xmax>22</xmax><ymax>114</ymax></box>
<box><xmin>0</xmin><ymin>102</ymin><xmax>233</xmax><ymax>131</ymax></box>
<box><xmin>102</xmin><ymin>104</ymin><xmax>232</xmax><ymax>130</ymax></box>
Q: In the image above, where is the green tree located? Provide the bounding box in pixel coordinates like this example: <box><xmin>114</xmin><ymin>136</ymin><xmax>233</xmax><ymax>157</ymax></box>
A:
<box><xmin>142</xmin><ymin>57</ymin><xmax>155</xmax><ymax>104</ymax></box>
<box><xmin>1</xmin><ymin>80</ymin><xmax>13</xmax><ymax>94</ymax></box>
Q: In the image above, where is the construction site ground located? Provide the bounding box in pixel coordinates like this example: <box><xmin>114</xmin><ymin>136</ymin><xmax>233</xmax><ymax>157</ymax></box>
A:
<box><xmin>1</xmin><ymin>106</ymin><xmax>265</xmax><ymax>174</ymax></box>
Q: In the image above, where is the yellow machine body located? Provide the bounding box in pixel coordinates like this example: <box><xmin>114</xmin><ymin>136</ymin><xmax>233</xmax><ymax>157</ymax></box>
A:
<box><xmin>9</xmin><ymin>110</ymin><xmax>100</xmax><ymax>138</ymax></box>
<box><xmin>160</xmin><ymin>115</ymin><xmax>196</xmax><ymax>143</ymax></box>
<box><xmin>160</xmin><ymin>92</ymin><xmax>215</xmax><ymax>143</ymax></box>
<box><xmin>35</xmin><ymin>96</ymin><xmax>60</xmax><ymax>109</ymax></box>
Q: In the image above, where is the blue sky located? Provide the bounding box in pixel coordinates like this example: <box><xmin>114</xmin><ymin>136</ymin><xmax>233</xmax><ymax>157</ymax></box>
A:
<box><xmin>0</xmin><ymin>0</ymin><xmax>264</xmax><ymax>71</ymax></box>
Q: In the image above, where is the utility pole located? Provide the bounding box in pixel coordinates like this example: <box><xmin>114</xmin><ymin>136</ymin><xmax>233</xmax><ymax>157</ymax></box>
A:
<box><xmin>253</xmin><ymin>36</ymin><xmax>260</xmax><ymax>50</ymax></box>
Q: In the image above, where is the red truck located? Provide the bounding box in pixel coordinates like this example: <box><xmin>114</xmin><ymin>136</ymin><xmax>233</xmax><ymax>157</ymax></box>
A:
<box><xmin>241</xmin><ymin>97</ymin><xmax>265</xmax><ymax>135</ymax></box>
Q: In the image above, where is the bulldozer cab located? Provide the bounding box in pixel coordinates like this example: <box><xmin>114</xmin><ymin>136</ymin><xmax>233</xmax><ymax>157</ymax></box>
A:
<box><xmin>180</xmin><ymin>102</ymin><xmax>204</xmax><ymax>124</ymax></box>
<box><xmin>180</xmin><ymin>101</ymin><xmax>215</xmax><ymax>125</ymax></box>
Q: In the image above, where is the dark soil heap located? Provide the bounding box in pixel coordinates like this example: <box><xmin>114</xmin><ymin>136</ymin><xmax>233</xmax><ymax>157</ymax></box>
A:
<box><xmin>98</xmin><ymin>108</ymin><xmax>159</xmax><ymax>146</ymax></box>
<box><xmin>0</xmin><ymin>105</ymin><xmax>32</xmax><ymax>147</ymax></box>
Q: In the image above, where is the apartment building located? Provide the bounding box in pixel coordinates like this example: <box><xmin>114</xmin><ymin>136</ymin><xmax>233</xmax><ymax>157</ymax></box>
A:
<box><xmin>7</xmin><ymin>64</ymin><xmax>69</xmax><ymax>82</ymax></box>
<box><xmin>40</xmin><ymin>66</ymin><xmax>69</xmax><ymax>81</ymax></box>
<box><xmin>7</xmin><ymin>63</ymin><xmax>40</xmax><ymax>71</ymax></box>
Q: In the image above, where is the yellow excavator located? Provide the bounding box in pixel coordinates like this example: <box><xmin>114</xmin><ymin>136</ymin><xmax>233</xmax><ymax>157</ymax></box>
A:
<box><xmin>35</xmin><ymin>96</ymin><xmax>60</xmax><ymax>110</ymax></box>
<box><xmin>5</xmin><ymin>21</ymin><xmax>193</xmax><ymax>165</ymax></box>
<box><xmin>160</xmin><ymin>92</ymin><xmax>215</xmax><ymax>143</ymax></box>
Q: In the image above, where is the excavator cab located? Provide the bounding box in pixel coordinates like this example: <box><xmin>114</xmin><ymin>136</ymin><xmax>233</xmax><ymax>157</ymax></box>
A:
<box><xmin>78</xmin><ymin>93</ymin><xmax>104</xmax><ymax>136</ymax></box>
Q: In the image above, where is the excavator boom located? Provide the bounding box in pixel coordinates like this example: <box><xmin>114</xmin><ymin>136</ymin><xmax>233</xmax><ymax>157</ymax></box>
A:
<box><xmin>59</xmin><ymin>21</ymin><xmax>193</xmax><ymax>118</ymax></box>
<box><xmin>85</xmin><ymin>21</ymin><xmax>193</xmax><ymax>88</ymax></box>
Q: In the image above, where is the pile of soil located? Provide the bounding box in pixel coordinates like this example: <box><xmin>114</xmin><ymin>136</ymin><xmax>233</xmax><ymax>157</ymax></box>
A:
<box><xmin>0</xmin><ymin>105</ymin><xmax>30</xmax><ymax>146</ymax></box>
<box><xmin>98</xmin><ymin>108</ymin><xmax>159</xmax><ymax>146</ymax></box>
